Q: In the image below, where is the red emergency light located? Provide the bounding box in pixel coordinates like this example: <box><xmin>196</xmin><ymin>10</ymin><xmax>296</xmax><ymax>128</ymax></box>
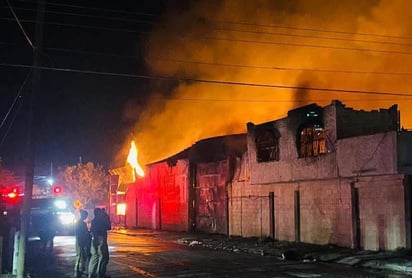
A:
<box><xmin>2</xmin><ymin>188</ymin><xmax>22</xmax><ymax>204</ymax></box>
<box><xmin>7</xmin><ymin>191</ymin><xmax>18</xmax><ymax>198</ymax></box>
<box><xmin>52</xmin><ymin>185</ymin><xmax>63</xmax><ymax>195</ymax></box>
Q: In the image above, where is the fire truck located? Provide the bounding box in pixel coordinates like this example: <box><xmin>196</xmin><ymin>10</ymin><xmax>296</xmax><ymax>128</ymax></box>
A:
<box><xmin>30</xmin><ymin>195</ymin><xmax>76</xmax><ymax>237</ymax></box>
<box><xmin>1</xmin><ymin>184</ymin><xmax>76</xmax><ymax>272</ymax></box>
<box><xmin>1</xmin><ymin>185</ymin><xmax>76</xmax><ymax>237</ymax></box>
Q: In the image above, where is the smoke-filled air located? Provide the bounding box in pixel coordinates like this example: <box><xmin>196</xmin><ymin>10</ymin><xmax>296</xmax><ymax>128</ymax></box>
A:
<box><xmin>116</xmin><ymin>0</ymin><xmax>412</xmax><ymax>166</ymax></box>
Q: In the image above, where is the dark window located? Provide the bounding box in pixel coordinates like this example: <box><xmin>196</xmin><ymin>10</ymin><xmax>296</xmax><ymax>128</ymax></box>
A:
<box><xmin>256</xmin><ymin>129</ymin><xmax>279</xmax><ymax>162</ymax></box>
<box><xmin>298</xmin><ymin>124</ymin><xmax>327</xmax><ymax>158</ymax></box>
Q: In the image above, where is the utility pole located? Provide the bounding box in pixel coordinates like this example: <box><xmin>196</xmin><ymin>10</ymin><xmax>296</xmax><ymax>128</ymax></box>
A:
<box><xmin>16</xmin><ymin>0</ymin><xmax>45</xmax><ymax>277</ymax></box>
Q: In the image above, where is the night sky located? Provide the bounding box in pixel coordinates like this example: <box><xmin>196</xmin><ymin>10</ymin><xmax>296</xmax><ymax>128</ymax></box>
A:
<box><xmin>2</xmin><ymin>0</ymin><xmax>412</xmax><ymax>177</ymax></box>
<box><xmin>1</xmin><ymin>0</ymin><xmax>167</xmax><ymax>175</ymax></box>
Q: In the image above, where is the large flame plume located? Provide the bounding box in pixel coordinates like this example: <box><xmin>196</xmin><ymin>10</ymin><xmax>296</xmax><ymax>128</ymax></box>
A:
<box><xmin>126</xmin><ymin>140</ymin><xmax>144</xmax><ymax>181</ymax></box>
<box><xmin>116</xmin><ymin>0</ymin><xmax>412</xmax><ymax>166</ymax></box>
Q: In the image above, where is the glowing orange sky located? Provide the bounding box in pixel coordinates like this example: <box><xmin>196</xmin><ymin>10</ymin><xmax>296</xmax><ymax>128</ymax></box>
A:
<box><xmin>116</xmin><ymin>0</ymin><xmax>412</xmax><ymax>166</ymax></box>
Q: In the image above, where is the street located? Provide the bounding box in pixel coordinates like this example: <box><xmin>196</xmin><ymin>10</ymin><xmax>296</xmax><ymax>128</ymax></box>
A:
<box><xmin>24</xmin><ymin>231</ymin><xmax>408</xmax><ymax>278</ymax></box>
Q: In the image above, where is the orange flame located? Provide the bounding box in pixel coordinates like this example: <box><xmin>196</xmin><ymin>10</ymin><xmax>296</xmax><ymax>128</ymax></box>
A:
<box><xmin>126</xmin><ymin>140</ymin><xmax>145</xmax><ymax>181</ymax></box>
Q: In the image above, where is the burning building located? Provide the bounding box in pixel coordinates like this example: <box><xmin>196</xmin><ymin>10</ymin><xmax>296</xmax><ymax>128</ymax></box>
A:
<box><xmin>231</xmin><ymin>100</ymin><xmax>412</xmax><ymax>251</ymax></box>
<box><xmin>111</xmin><ymin>134</ymin><xmax>246</xmax><ymax>233</ymax></box>
<box><xmin>111</xmin><ymin>100</ymin><xmax>412</xmax><ymax>250</ymax></box>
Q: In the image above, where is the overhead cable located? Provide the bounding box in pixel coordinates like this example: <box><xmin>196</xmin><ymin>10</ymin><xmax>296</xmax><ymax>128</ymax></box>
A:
<box><xmin>5</xmin><ymin>0</ymin><xmax>33</xmax><ymax>49</ymax></box>
<box><xmin>1</xmin><ymin>62</ymin><xmax>412</xmax><ymax>98</ymax></box>
<box><xmin>0</xmin><ymin>70</ymin><xmax>31</xmax><ymax>148</ymax></box>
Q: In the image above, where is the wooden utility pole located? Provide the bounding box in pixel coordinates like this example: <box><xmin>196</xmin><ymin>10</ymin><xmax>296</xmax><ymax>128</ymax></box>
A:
<box><xmin>16</xmin><ymin>0</ymin><xmax>45</xmax><ymax>277</ymax></box>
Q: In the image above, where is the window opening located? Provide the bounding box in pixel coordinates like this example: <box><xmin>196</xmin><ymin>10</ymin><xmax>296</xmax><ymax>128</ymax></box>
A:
<box><xmin>256</xmin><ymin>130</ymin><xmax>279</xmax><ymax>162</ymax></box>
<box><xmin>299</xmin><ymin>123</ymin><xmax>327</xmax><ymax>157</ymax></box>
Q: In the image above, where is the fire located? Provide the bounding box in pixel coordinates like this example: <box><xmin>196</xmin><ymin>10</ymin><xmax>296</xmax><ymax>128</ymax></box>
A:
<box><xmin>126</xmin><ymin>140</ymin><xmax>145</xmax><ymax>181</ymax></box>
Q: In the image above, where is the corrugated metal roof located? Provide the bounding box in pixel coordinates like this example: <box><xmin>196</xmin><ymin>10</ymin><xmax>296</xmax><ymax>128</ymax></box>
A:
<box><xmin>108</xmin><ymin>167</ymin><xmax>134</xmax><ymax>193</ymax></box>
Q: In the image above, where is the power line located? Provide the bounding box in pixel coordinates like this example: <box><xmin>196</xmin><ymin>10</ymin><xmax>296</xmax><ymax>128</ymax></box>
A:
<box><xmin>7</xmin><ymin>45</ymin><xmax>404</xmax><ymax>76</ymax></box>
<box><xmin>1</xmin><ymin>62</ymin><xmax>412</xmax><ymax>98</ymax></box>
<box><xmin>5</xmin><ymin>0</ymin><xmax>33</xmax><ymax>49</ymax></box>
<box><xmin>4</xmin><ymin>6</ymin><xmax>412</xmax><ymax>48</ymax></box>
<box><xmin>5</xmin><ymin>6</ymin><xmax>155</xmax><ymax>26</ymax></box>
<box><xmin>0</xmin><ymin>82</ymin><xmax>27</xmax><ymax>149</ymax></box>
<box><xmin>211</xmin><ymin>26</ymin><xmax>412</xmax><ymax>48</ymax></box>
<box><xmin>0</xmin><ymin>70</ymin><xmax>30</xmax><ymax>151</ymax></box>
<box><xmin>214</xmin><ymin>20</ymin><xmax>412</xmax><ymax>41</ymax></box>
<box><xmin>0</xmin><ymin>70</ymin><xmax>31</xmax><ymax>131</ymax></box>
<box><xmin>9</xmin><ymin>0</ymin><xmax>412</xmax><ymax>42</ymax></box>
<box><xmin>2</xmin><ymin>45</ymin><xmax>408</xmax><ymax>77</ymax></box>
<box><xmin>146</xmin><ymin>56</ymin><xmax>412</xmax><ymax>76</ymax></box>
<box><xmin>11</xmin><ymin>0</ymin><xmax>159</xmax><ymax>18</ymax></box>
<box><xmin>2</xmin><ymin>16</ymin><xmax>412</xmax><ymax>57</ymax></box>
<box><xmin>4</xmin><ymin>1</ymin><xmax>412</xmax><ymax>54</ymax></box>
<box><xmin>192</xmin><ymin>34</ymin><xmax>412</xmax><ymax>56</ymax></box>
<box><xmin>0</xmin><ymin>17</ymin><xmax>145</xmax><ymax>34</ymax></box>
<box><xmin>157</xmin><ymin>97</ymin><xmax>412</xmax><ymax>103</ymax></box>
<box><xmin>2</xmin><ymin>41</ymin><xmax>412</xmax><ymax>77</ymax></box>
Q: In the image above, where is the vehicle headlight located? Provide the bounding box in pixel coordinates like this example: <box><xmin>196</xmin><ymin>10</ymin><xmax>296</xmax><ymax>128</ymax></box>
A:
<box><xmin>54</xmin><ymin>200</ymin><xmax>67</xmax><ymax>210</ymax></box>
<box><xmin>58</xmin><ymin>212</ymin><xmax>75</xmax><ymax>225</ymax></box>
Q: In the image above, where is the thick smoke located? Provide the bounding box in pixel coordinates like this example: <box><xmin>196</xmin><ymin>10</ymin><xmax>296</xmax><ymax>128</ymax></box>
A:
<box><xmin>116</xmin><ymin>0</ymin><xmax>412</xmax><ymax>166</ymax></box>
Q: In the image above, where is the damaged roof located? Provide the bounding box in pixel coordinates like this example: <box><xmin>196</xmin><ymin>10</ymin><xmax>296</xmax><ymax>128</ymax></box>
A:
<box><xmin>155</xmin><ymin>133</ymin><xmax>247</xmax><ymax>166</ymax></box>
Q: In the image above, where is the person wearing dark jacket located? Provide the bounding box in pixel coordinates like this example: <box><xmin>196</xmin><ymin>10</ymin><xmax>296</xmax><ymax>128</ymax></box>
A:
<box><xmin>38</xmin><ymin>210</ymin><xmax>57</xmax><ymax>252</ymax></box>
<box><xmin>74</xmin><ymin>209</ymin><xmax>91</xmax><ymax>277</ymax></box>
<box><xmin>88</xmin><ymin>208</ymin><xmax>111</xmax><ymax>278</ymax></box>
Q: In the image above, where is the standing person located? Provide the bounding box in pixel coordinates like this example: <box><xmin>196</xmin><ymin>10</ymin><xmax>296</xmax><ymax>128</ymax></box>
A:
<box><xmin>88</xmin><ymin>208</ymin><xmax>111</xmax><ymax>278</ymax></box>
<box><xmin>39</xmin><ymin>210</ymin><xmax>56</xmax><ymax>253</ymax></box>
<box><xmin>101</xmin><ymin>208</ymin><xmax>111</xmax><ymax>275</ymax></box>
<box><xmin>101</xmin><ymin>208</ymin><xmax>111</xmax><ymax>231</ymax></box>
<box><xmin>74</xmin><ymin>209</ymin><xmax>91</xmax><ymax>278</ymax></box>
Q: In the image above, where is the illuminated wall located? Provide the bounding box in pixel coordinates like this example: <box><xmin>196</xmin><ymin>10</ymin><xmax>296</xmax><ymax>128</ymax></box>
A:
<box><xmin>195</xmin><ymin>159</ymin><xmax>231</xmax><ymax>234</ymax></box>
<box><xmin>126</xmin><ymin>160</ymin><xmax>190</xmax><ymax>231</ymax></box>
<box><xmin>230</xmin><ymin>101</ymin><xmax>410</xmax><ymax>251</ymax></box>
<box><xmin>124</xmin><ymin>134</ymin><xmax>247</xmax><ymax>232</ymax></box>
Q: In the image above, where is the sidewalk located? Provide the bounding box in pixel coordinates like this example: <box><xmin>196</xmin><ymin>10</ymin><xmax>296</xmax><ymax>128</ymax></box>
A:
<box><xmin>111</xmin><ymin>228</ymin><xmax>412</xmax><ymax>276</ymax></box>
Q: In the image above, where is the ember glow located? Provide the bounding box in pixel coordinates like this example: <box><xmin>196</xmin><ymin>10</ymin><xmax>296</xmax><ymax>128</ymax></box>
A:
<box><xmin>126</xmin><ymin>140</ymin><xmax>145</xmax><ymax>181</ymax></box>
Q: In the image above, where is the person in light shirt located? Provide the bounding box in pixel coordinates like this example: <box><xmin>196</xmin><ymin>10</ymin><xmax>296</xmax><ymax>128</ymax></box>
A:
<box><xmin>74</xmin><ymin>209</ymin><xmax>91</xmax><ymax>277</ymax></box>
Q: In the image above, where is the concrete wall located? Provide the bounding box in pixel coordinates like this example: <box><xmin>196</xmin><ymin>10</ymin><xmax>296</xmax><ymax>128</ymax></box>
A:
<box><xmin>230</xmin><ymin>155</ymin><xmax>353</xmax><ymax>247</ymax></box>
<box><xmin>231</xmin><ymin>102</ymin><xmax>407</xmax><ymax>250</ymax></box>
<box><xmin>336</xmin><ymin>131</ymin><xmax>397</xmax><ymax>177</ymax></box>
<box><xmin>247</xmin><ymin>103</ymin><xmax>339</xmax><ymax>185</ymax></box>
<box><xmin>229</xmin><ymin>152</ymin><xmax>406</xmax><ymax>250</ymax></box>
<box><xmin>299</xmin><ymin>180</ymin><xmax>353</xmax><ymax>246</ymax></box>
<box><xmin>355</xmin><ymin>175</ymin><xmax>406</xmax><ymax>250</ymax></box>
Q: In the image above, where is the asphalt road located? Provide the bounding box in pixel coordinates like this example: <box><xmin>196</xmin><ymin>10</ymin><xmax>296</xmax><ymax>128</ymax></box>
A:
<box><xmin>24</xmin><ymin>232</ymin><xmax>406</xmax><ymax>278</ymax></box>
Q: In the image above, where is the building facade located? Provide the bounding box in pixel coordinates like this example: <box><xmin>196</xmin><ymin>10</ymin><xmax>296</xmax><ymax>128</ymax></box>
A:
<box><xmin>229</xmin><ymin>100</ymin><xmax>412</xmax><ymax>250</ymax></box>
<box><xmin>114</xmin><ymin>100</ymin><xmax>412</xmax><ymax>251</ymax></box>
<box><xmin>120</xmin><ymin>135</ymin><xmax>246</xmax><ymax>234</ymax></box>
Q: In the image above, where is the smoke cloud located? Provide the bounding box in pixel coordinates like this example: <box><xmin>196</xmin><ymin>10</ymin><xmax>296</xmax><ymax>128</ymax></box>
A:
<box><xmin>116</xmin><ymin>0</ymin><xmax>412</xmax><ymax>166</ymax></box>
